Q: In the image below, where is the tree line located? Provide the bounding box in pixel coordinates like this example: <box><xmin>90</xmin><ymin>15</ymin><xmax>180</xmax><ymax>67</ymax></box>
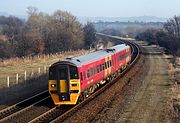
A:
<box><xmin>0</xmin><ymin>7</ymin><xmax>96</xmax><ymax>59</ymax></box>
<box><xmin>94</xmin><ymin>21</ymin><xmax>163</xmax><ymax>38</ymax></box>
<box><xmin>136</xmin><ymin>15</ymin><xmax>180</xmax><ymax>55</ymax></box>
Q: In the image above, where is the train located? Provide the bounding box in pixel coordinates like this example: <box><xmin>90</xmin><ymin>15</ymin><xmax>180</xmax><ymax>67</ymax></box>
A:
<box><xmin>48</xmin><ymin>44</ymin><xmax>132</xmax><ymax>106</ymax></box>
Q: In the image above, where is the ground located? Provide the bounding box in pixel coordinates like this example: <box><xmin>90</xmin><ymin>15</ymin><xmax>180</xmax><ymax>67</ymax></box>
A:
<box><xmin>118</xmin><ymin>45</ymin><xmax>169</xmax><ymax>123</ymax></box>
<box><xmin>90</xmin><ymin>44</ymin><xmax>170</xmax><ymax>123</ymax></box>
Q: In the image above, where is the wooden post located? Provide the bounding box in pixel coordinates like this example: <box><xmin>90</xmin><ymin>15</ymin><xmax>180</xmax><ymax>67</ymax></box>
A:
<box><xmin>16</xmin><ymin>73</ymin><xmax>18</xmax><ymax>84</ymax></box>
<box><xmin>38</xmin><ymin>67</ymin><xmax>41</xmax><ymax>74</ymax></box>
<box><xmin>7</xmin><ymin>76</ymin><xmax>9</xmax><ymax>87</ymax></box>
<box><xmin>24</xmin><ymin>71</ymin><xmax>27</xmax><ymax>81</ymax></box>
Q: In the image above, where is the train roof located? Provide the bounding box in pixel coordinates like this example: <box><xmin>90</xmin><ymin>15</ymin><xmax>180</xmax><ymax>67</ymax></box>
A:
<box><xmin>59</xmin><ymin>44</ymin><xmax>130</xmax><ymax>67</ymax></box>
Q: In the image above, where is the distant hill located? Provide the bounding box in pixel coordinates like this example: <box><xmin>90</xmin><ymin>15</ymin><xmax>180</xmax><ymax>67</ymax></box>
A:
<box><xmin>0</xmin><ymin>12</ymin><xmax>26</xmax><ymax>23</ymax></box>
<box><xmin>93</xmin><ymin>21</ymin><xmax>164</xmax><ymax>37</ymax></box>
<box><xmin>94</xmin><ymin>21</ymin><xmax>164</xmax><ymax>32</ymax></box>
<box><xmin>78</xmin><ymin>16</ymin><xmax>167</xmax><ymax>24</ymax></box>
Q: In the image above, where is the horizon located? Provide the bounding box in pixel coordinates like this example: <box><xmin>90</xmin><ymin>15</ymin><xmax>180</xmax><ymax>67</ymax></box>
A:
<box><xmin>0</xmin><ymin>13</ymin><xmax>168</xmax><ymax>23</ymax></box>
<box><xmin>0</xmin><ymin>12</ymin><xmax>168</xmax><ymax>19</ymax></box>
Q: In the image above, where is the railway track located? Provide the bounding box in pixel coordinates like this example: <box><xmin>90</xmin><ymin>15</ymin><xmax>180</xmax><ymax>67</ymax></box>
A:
<box><xmin>0</xmin><ymin>90</ymin><xmax>52</xmax><ymax>122</ymax></box>
<box><xmin>28</xmin><ymin>36</ymin><xmax>140</xmax><ymax>123</ymax></box>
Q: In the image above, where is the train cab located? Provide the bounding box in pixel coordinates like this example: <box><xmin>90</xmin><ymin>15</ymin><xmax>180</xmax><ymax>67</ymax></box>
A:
<box><xmin>48</xmin><ymin>62</ymin><xmax>81</xmax><ymax>105</ymax></box>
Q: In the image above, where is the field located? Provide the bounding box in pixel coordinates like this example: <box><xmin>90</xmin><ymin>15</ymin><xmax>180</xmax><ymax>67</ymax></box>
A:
<box><xmin>0</xmin><ymin>50</ymin><xmax>88</xmax><ymax>88</ymax></box>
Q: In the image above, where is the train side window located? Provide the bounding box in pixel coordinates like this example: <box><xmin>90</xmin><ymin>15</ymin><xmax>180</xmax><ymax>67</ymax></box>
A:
<box><xmin>107</xmin><ymin>62</ymin><xmax>109</xmax><ymax>68</ymax></box>
<box><xmin>108</xmin><ymin>60</ymin><xmax>111</xmax><ymax>67</ymax></box>
<box><xmin>80</xmin><ymin>72</ymin><xmax>83</xmax><ymax>80</ymax></box>
<box><xmin>94</xmin><ymin>66</ymin><xmax>97</xmax><ymax>75</ymax></box>
<box><xmin>83</xmin><ymin>71</ymin><xmax>86</xmax><ymax>80</ymax></box>
<box><xmin>100</xmin><ymin>64</ymin><xmax>102</xmax><ymax>71</ymax></box>
<box><xmin>97</xmin><ymin>65</ymin><xmax>100</xmax><ymax>73</ymax></box>
<box><xmin>90</xmin><ymin>68</ymin><xmax>93</xmax><ymax>76</ymax></box>
<box><xmin>107</xmin><ymin>61</ymin><xmax>110</xmax><ymax>68</ymax></box>
<box><xmin>119</xmin><ymin>56</ymin><xmax>122</xmax><ymax>61</ymax></box>
<box><xmin>119</xmin><ymin>54</ymin><xmax>125</xmax><ymax>61</ymax></box>
<box><xmin>105</xmin><ymin>62</ymin><xmax>107</xmax><ymax>69</ymax></box>
<box><xmin>102</xmin><ymin>64</ymin><xmax>105</xmax><ymax>70</ymax></box>
<box><xmin>87</xmin><ymin>69</ymin><xmax>90</xmax><ymax>78</ymax></box>
<box><xmin>109</xmin><ymin>60</ymin><xmax>112</xmax><ymax>67</ymax></box>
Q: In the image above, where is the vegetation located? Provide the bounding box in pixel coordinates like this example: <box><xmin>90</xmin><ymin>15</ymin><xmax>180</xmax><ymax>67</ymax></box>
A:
<box><xmin>94</xmin><ymin>21</ymin><xmax>163</xmax><ymax>38</ymax></box>
<box><xmin>83</xmin><ymin>22</ymin><xmax>96</xmax><ymax>48</ymax></box>
<box><xmin>0</xmin><ymin>7</ymin><xmax>96</xmax><ymax>59</ymax></box>
<box><xmin>135</xmin><ymin>15</ymin><xmax>180</xmax><ymax>55</ymax></box>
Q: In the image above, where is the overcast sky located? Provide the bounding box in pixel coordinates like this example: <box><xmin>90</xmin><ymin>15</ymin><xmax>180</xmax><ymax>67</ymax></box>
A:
<box><xmin>0</xmin><ymin>0</ymin><xmax>180</xmax><ymax>17</ymax></box>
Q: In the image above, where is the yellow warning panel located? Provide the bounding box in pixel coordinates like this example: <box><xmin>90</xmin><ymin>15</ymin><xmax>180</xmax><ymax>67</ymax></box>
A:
<box><xmin>54</xmin><ymin>94</ymin><xmax>80</xmax><ymax>105</ymax></box>
<box><xmin>60</xmin><ymin>80</ymin><xmax>67</xmax><ymax>93</ymax></box>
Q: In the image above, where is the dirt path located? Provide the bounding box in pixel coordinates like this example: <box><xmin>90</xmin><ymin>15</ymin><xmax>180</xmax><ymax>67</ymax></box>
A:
<box><xmin>118</xmin><ymin>49</ymin><xmax>169</xmax><ymax>123</ymax></box>
<box><xmin>92</xmin><ymin>44</ymin><xmax>170</xmax><ymax>123</ymax></box>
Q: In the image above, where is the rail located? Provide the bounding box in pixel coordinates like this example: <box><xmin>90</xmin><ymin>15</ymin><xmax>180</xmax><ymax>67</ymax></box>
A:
<box><xmin>0</xmin><ymin>90</ymin><xmax>49</xmax><ymax>121</ymax></box>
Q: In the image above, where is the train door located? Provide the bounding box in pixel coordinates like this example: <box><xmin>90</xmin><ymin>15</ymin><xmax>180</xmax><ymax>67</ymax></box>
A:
<box><xmin>56</xmin><ymin>65</ymin><xmax>70</xmax><ymax>101</ymax></box>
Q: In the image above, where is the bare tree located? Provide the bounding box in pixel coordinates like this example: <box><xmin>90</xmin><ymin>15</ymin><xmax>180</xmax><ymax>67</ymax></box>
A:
<box><xmin>27</xmin><ymin>6</ymin><xmax>38</xmax><ymax>17</ymax></box>
<box><xmin>83</xmin><ymin>22</ymin><xmax>96</xmax><ymax>48</ymax></box>
<box><xmin>0</xmin><ymin>8</ymin><xmax>86</xmax><ymax>58</ymax></box>
<box><xmin>164</xmin><ymin>15</ymin><xmax>180</xmax><ymax>54</ymax></box>
<box><xmin>18</xmin><ymin>9</ymin><xmax>45</xmax><ymax>56</ymax></box>
<box><xmin>1</xmin><ymin>16</ymin><xmax>24</xmax><ymax>57</ymax></box>
<box><xmin>49</xmin><ymin>10</ymin><xmax>84</xmax><ymax>51</ymax></box>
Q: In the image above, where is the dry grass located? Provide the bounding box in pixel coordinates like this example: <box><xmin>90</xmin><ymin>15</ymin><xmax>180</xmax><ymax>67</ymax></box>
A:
<box><xmin>166</xmin><ymin>57</ymin><xmax>180</xmax><ymax>123</ymax></box>
<box><xmin>0</xmin><ymin>50</ymin><xmax>88</xmax><ymax>88</ymax></box>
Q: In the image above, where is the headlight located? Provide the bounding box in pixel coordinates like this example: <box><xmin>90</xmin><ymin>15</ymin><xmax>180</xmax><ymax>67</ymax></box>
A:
<box><xmin>51</xmin><ymin>84</ymin><xmax>56</xmax><ymax>88</ymax></box>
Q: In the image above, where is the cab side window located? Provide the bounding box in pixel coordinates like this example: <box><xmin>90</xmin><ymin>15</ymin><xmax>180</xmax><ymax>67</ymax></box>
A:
<box><xmin>69</xmin><ymin>66</ymin><xmax>78</xmax><ymax>79</ymax></box>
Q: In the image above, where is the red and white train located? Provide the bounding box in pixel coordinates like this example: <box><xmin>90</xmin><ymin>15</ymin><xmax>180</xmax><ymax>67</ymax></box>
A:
<box><xmin>48</xmin><ymin>44</ymin><xmax>131</xmax><ymax>105</ymax></box>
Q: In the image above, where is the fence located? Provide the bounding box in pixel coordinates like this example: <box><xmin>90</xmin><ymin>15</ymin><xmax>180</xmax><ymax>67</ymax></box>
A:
<box><xmin>4</xmin><ymin>65</ymin><xmax>48</xmax><ymax>88</ymax></box>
